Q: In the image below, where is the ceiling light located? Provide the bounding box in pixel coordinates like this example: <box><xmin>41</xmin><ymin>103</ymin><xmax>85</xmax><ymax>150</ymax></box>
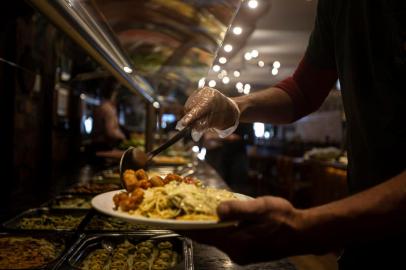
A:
<box><xmin>236</xmin><ymin>82</ymin><xmax>244</xmax><ymax>90</ymax></box>
<box><xmin>224</xmin><ymin>44</ymin><xmax>233</xmax><ymax>53</ymax></box>
<box><xmin>212</xmin><ymin>65</ymin><xmax>221</xmax><ymax>72</ymax></box>
<box><xmin>248</xmin><ymin>0</ymin><xmax>258</xmax><ymax>9</ymax></box>
<box><xmin>232</xmin><ymin>26</ymin><xmax>242</xmax><ymax>35</ymax></box>
<box><xmin>258</xmin><ymin>60</ymin><xmax>265</xmax><ymax>67</ymax></box>
<box><xmin>123</xmin><ymin>66</ymin><xmax>133</xmax><ymax>73</ymax></box>
<box><xmin>244</xmin><ymin>84</ymin><xmax>251</xmax><ymax>94</ymax></box>
<box><xmin>251</xmin><ymin>49</ymin><xmax>259</xmax><ymax>58</ymax></box>
<box><xmin>219</xmin><ymin>57</ymin><xmax>227</xmax><ymax>64</ymax></box>
<box><xmin>208</xmin><ymin>80</ymin><xmax>216</xmax><ymax>87</ymax></box>
<box><xmin>244</xmin><ymin>52</ymin><xmax>252</xmax><ymax>61</ymax></box>
<box><xmin>222</xmin><ymin>76</ymin><xmax>230</xmax><ymax>84</ymax></box>
<box><xmin>233</xmin><ymin>70</ymin><xmax>241</xmax><ymax>77</ymax></box>
<box><xmin>273</xmin><ymin>61</ymin><xmax>281</xmax><ymax>69</ymax></box>
<box><xmin>198</xmin><ymin>77</ymin><xmax>206</xmax><ymax>88</ymax></box>
<box><xmin>153</xmin><ymin>101</ymin><xmax>160</xmax><ymax>109</ymax></box>
<box><xmin>272</xmin><ymin>68</ymin><xmax>279</xmax><ymax>76</ymax></box>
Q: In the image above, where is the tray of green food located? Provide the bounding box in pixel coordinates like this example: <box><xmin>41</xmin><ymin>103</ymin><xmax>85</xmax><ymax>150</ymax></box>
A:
<box><xmin>2</xmin><ymin>208</ymin><xmax>88</xmax><ymax>231</ymax></box>
<box><xmin>66</xmin><ymin>233</ymin><xmax>193</xmax><ymax>270</ymax></box>
<box><xmin>47</xmin><ymin>195</ymin><xmax>92</xmax><ymax>210</ymax></box>
<box><xmin>64</xmin><ymin>182</ymin><xmax>121</xmax><ymax>195</ymax></box>
<box><xmin>84</xmin><ymin>213</ymin><xmax>170</xmax><ymax>232</ymax></box>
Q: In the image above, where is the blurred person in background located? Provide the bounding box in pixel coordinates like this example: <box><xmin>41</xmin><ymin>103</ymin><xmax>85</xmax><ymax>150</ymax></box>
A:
<box><xmin>178</xmin><ymin>1</ymin><xmax>406</xmax><ymax>269</ymax></box>
<box><xmin>91</xmin><ymin>78</ymin><xmax>126</xmax><ymax>152</ymax></box>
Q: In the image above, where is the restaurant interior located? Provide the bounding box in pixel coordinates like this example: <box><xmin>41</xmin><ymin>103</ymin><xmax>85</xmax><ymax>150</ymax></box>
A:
<box><xmin>0</xmin><ymin>0</ymin><xmax>348</xmax><ymax>269</ymax></box>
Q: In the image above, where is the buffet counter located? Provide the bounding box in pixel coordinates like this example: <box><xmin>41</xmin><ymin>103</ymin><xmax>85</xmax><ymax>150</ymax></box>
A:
<box><xmin>0</xmin><ymin>158</ymin><xmax>302</xmax><ymax>270</ymax></box>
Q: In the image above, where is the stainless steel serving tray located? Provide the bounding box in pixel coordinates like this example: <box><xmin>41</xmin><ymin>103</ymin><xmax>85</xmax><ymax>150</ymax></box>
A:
<box><xmin>0</xmin><ymin>231</ymin><xmax>81</xmax><ymax>270</ymax></box>
<box><xmin>2</xmin><ymin>208</ymin><xmax>90</xmax><ymax>232</ymax></box>
<box><xmin>63</xmin><ymin>182</ymin><xmax>121</xmax><ymax>195</ymax></box>
<box><xmin>83</xmin><ymin>212</ymin><xmax>172</xmax><ymax>234</ymax></box>
<box><xmin>45</xmin><ymin>195</ymin><xmax>93</xmax><ymax>211</ymax></box>
<box><xmin>64</xmin><ymin>232</ymin><xmax>193</xmax><ymax>270</ymax></box>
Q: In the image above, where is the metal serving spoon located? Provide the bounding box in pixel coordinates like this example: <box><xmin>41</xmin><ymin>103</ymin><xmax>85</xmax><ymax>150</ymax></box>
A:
<box><xmin>119</xmin><ymin>126</ymin><xmax>191</xmax><ymax>190</ymax></box>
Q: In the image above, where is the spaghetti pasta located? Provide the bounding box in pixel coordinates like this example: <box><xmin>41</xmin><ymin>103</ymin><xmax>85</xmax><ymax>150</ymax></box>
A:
<box><xmin>113</xmin><ymin>170</ymin><xmax>238</xmax><ymax>221</ymax></box>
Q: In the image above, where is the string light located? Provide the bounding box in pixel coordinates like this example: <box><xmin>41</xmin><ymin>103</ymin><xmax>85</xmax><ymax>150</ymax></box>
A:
<box><xmin>233</xmin><ymin>70</ymin><xmax>241</xmax><ymax>77</ymax></box>
<box><xmin>248</xmin><ymin>0</ymin><xmax>258</xmax><ymax>9</ymax></box>
<box><xmin>208</xmin><ymin>80</ymin><xmax>216</xmax><ymax>87</ymax></box>
<box><xmin>212</xmin><ymin>65</ymin><xmax>221</xmax><ymax>72</ymax></box>
<box><xmin>258</xmin><ymin>60</ymin><xmax>265</xmax><ymax>67</ymax></box>
<box><xmin>233</xmin><ymin>26</ymin><xmax>243</xmax><ymax>35</ymax></box>
<box><xmin>272</xmin><ymin>68</ymin><xmax>279</xmax><ymax>76</ymax></box>
<box><xmin>198</xmin><ymin>77</ymin><xmax>206</xmax><ymax>88</ymax></box>
<box><xmin>236</xmin><ymin>82</ymin><xmax>244</xmax><ymax>91</ymax></box>
<box><xmin>224</xmin><ymin>44</ymin><xmax>233</xmax><ymax>53</ymax></box>
<box><xmin>219</xmin><ymin>57</ymin><xmax>227</xmax><ymax>64</ymax></box>
<box><xmin>244</xmin><ymin>52</ymin><xmax>252</xmax><ymax>61</ymax></box>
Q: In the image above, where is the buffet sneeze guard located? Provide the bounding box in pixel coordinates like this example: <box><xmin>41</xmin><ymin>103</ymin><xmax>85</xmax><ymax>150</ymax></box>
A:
<box><xmin>28</xmin><ymin>0</ymin><xmax>241</xmax><ymax>150</ymax></box>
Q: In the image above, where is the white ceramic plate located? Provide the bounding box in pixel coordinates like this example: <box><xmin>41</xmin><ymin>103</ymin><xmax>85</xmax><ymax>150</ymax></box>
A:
<box><xmin>91</xmin><ymin>189</ymin><xmax>253</xmax><ymax>230</ymax></box>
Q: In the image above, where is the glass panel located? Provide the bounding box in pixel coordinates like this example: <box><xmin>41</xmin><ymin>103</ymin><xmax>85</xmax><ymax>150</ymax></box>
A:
<box><xmin>30</xmin><ymin>0</ymin><xmax>241</xmax><ymax>103</ymax></box>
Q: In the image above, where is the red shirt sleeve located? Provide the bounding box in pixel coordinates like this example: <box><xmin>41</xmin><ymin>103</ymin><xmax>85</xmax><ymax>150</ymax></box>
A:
<box><xmin>275</xmin><ymin>57</ymin><xmax>338</xmax><ymax>120</ymax></box>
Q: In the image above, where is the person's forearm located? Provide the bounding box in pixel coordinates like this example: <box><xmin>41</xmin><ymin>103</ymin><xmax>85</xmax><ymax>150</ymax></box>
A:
<box><xmin>232</xmin><ymin>87</ymin><xmax>296</xmax><ymax>124</ymax></box>
<box><xmin>298</xmin><ymin>170</ymin><xmax>406</xmax><ymax>253</ymax></box>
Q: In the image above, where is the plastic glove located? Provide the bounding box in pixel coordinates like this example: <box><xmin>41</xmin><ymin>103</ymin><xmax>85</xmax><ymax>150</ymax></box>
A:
<box><xmin>176</xmin><ymin>87</ymin><xmax>240</xmax><ymax>141</ymax></box>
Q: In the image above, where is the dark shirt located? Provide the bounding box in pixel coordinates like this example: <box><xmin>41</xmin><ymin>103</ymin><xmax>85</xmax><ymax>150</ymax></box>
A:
<box><xmin>311</xmin><ymin>1</ymin><xmax>406</xmax><ymax>268</ymax></box>
<box><xmin>278</xmin><ymin>1</ymin><xmax>406</xmax><ymax>268</ymax></box>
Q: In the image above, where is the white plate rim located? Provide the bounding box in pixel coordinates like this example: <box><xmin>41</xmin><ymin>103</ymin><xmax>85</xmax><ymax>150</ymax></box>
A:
<box><xmin>91</xmin><ymin>189</ymin><xmax>253</xmax><ymax>230</ymax></box>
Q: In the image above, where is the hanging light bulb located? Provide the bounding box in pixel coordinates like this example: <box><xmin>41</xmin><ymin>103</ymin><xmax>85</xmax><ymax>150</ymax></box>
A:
<box><xmin>272</xmin><ymin>68</ymin><xmax>279</xmax><ymax>76</ymax></box>
<box><xmin>224</xmin><ymin>44</ymin><xmax>233</xmax><ymax>53</ymax></box>
<box><xmin>244</xmin><ymin>52</ymin><xmax>252</xmax><ymax>61</ymax></box>
<box><xmin>222</xmin><ymin>76</ymin><xmax>230</xmax><ymax>84</ymax></box>
<box><xmin>233</xmin><ymin>26</ymin><xmax>243</xmax><ymax>35</ymax></box>
<box><xmin>198</xmin><ymin>77</ymin><xmax>206</xmax><ymax>88</ymax></box>
<box><xmin>248</xmin><ymin>0</ymin><xmax>258</xmax><ymax>9</ymax></box>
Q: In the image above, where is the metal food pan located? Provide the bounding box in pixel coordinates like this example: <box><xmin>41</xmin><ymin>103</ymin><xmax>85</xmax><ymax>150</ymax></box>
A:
<box><xmin>45</xmin><ymin>195</ymin><xmax>93</xmax><ymax>211</ymax></box>
<box><xmin>63</xmin><ymin>182</ymin><xmax>121</xmax><ymax>195</ymax></box>
<box><xmin>83</xmin><ymin>212</ymin><xmax>172</xmax><ymax>233</ymax></box>
<box><xmin>2</xmin><ymin>208</ymin><xmax>89</xmax><ymax>231</ymax></box>
<box><xmin>65</xmin><ymin>232</ymin><xmax>193</xmax><ymax>270</ymax></box>
<box><xmin>0</xmin><ymin>231</ymin><xmax>79</xmax><ymax>270</ymax></box>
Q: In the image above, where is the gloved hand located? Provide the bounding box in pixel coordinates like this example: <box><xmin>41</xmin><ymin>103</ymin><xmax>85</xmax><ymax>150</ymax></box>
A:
<box><xmin>176</xmin><ymin>87</ymin><xmax>240</xmax><ymax>141</ymax></box>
